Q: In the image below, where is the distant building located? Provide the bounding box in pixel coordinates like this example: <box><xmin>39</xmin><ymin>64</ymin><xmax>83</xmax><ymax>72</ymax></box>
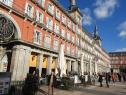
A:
<box><xmin>109</xmin><ymin>52</ymin><xmax>126</xmax><ymax>73</ymax></box>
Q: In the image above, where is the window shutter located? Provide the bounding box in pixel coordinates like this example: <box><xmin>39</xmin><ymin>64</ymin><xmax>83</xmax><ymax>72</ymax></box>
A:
<box><xmin>46</xmin><ymin>17</ymin><xmax>49</xmax><ymax>28</ymax></box>
<box><xmin>31</xmin><ymin>6</ymin><xmax>34</xmax><ymax>18</ymax></box>
<box><xmin>41</xmin><ymin>13</ymin><xmax>44</xmax><ymax>23</ymax></box>
<box><xmin>25</xmin><ymin>2</ymin><xmax>28</xmax><ymax>14</ymax></box>
<box><xmin>36</xmin><ymin>10</ymin><xmax>39</xmax><ymax>21</ymax></box>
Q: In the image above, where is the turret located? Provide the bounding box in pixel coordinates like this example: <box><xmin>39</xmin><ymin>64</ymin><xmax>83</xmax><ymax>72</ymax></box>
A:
<box><xmin>69</xmin><ymin>0</ymin><xmax>77</xmax><ymax>10</ymax></box>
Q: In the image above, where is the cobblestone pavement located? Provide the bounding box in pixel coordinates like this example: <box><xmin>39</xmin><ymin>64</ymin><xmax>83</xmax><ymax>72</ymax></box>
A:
<box><xmin>39</xmin><ymin>82</ymin><xmax>126</xmax><ymax>95</ymax></box>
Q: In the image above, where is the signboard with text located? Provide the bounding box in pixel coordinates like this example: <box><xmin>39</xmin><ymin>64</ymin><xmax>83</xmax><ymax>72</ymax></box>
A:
<box><xmin>0</xmin><ymin>72</ymin><xmax>11</xmax><ymax>95</ymax></box>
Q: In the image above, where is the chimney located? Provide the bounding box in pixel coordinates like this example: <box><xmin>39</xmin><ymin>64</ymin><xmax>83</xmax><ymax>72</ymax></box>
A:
<box><xmin>69</xmin><ymin>0</ymin><xmax>77</xmax><ymax>10</ymax></box>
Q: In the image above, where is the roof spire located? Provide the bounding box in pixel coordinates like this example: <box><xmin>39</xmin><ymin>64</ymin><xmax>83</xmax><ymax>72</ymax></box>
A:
<box><xmin>93</xmin><ymin>20</ymin><xmax>100</xmax><ymax>40</ymax></box>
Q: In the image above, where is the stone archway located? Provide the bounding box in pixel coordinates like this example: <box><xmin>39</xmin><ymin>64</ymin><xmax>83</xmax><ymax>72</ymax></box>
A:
<box><xmin>0</xmin><ymin>11</ymin><xmax>21</xmax><ymax>72</ymax></box>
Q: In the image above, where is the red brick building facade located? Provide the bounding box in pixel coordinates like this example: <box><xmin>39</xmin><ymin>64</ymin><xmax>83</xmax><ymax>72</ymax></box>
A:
<box><xmin>109</xmin><ymin>52</ymin><xmax>126</xmax><ymax>73</ymax></box>
<box><xmin>0</xmin><ymin>0</ymin><xmax>82</xmax><ymax>81</ymax></box>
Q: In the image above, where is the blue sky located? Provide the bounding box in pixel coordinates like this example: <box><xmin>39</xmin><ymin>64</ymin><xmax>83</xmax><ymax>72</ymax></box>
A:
<box><xmin>59</xmin><ymin>0</ymin><xmax>126</xmax><ymax>52</ymax></box>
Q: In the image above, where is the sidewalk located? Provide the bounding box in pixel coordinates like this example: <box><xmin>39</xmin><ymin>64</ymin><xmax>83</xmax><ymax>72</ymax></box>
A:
<box><xmin>39</xmin><ymin>85</ymin><xmax>83</xmax><ymax>95</ymax></box>
<box><xmin>39</xmin><ymin>82</ymin><xmax>126</xmax><ymax>95</ymax></box>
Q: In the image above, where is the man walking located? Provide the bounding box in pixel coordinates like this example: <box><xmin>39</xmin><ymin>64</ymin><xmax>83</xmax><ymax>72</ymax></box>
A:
<box><xmin>48</xmin><ymin>70</ymin><xmax>56</xmax><ymax>95</ymax></box>
<box><xmin>105</xmin><ymin>73</ymin><xmax>109</xmax><ymax>88</ymax></box>
<box><xmin>98</xmin><ymin>73</ymin><xmax>103</xmax><ymax>87</ymax></box>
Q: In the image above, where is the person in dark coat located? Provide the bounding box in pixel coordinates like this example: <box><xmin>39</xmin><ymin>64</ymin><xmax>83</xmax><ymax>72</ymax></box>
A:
<box><xmin>98</xmin><ymin>73</ymin><xmax>103</xmax><ymax>87</ymax></box>
<box><xmin>48</xmin><ymin>70</ymin><xmax>56</xmax><ymax>95</ymax></box>
<box><xmin>22</xmin><ymin>70</ymin><xmax>39</xmax><ymax>95</ymax></box>
<box><xmin>117</xmin><ymin>73</ymin><xmax>121</xmax><ymax>82</ymax></box>
<box><xmin>108</xmin><ymin>73</ymin><xmax>111</xmax><ymax>83</ymax></box>
<box><xmin>105</xmin><ymin>73</ymin><xmax>109</xmax><ymax>88</ymax></box>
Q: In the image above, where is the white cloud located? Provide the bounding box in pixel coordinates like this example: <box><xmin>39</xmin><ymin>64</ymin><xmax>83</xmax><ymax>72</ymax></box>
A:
<box><xmin>94</xmin><ymin>0</ymin><xmax>118</xmax><ymax>19</ymax></box>
<box><xmin>118</xmin><ymin>21</ymin><xmax>126</xmax><ymax>38</ymax></box>
<box><xmin>116</xmin><ymin>48</ymin><xmax>126</xmax><ymax>52</ymax></box>
<box><xmin>81</xmin><ymin>8</ymin><xmax>92</xmax><ymax>26</ymax></box>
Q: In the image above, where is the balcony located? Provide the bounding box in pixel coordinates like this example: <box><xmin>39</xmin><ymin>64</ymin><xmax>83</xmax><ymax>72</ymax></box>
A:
<box><xmin>54</xmin><ymin>29</ymin><xmax>60</xmax><ymax>34</ymax></box>
<box><xmin>0</xmin><ymin>0</ymin><xmax>13</xmax><ymax>7</ymax></box>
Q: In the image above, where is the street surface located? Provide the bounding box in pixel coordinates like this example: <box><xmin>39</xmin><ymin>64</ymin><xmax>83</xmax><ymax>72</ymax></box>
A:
<box><xmin>39</xmin><ymin>82</ymin><xmax>126</xmax><ymax>95</ymax></box>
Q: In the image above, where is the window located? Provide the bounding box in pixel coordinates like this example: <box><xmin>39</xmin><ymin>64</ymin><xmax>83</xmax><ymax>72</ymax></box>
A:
<box><xmin>2</xmin><ymin>0</ymin><xmax>13</xmax><ymax>7</ymax></box>
<box><xmin>33</xmin><ymin>30</ymin><xmax>42</xmax><ymax>44</ymax></box>
<box><xmin>62</xmin><ymin>15</ymin><xmax>66</xmax><ymax>25</ymax></box>
<box><xmin>76</xmin><ymin>25</ymin><xmax>80</xmax><ymax>34</ymax></box>
<box><xmin>54</xmin><ymin>23</ymin><xmax>60</xmax><ymax>34</ymax></box>
<box><xmin>72</xmin><ymin>36</ymin><xmax>75</xmax><ymax>43</ymax></box>
<box><xmin>47</xmin><ymin>2</ymin><xmax>54</xmax><ymax>15</ymax></box>
<box><xmin>56</xmin><ymin>9</ymin><xmax>60</xmax><ymax>20</ymax></box>
<box><xmin>67</xmin><ymin>46</ymin><xmax>70</xmax><ymax>55</ymax></box>
<box><xmin>44</xmin><ymin>35</ymin><xmax>51</xmax><ymax>48</ymax></box>
<box><xmin>72</xmin><ymin>23</ymin><xmax>75</xmax><ymax>32</ymax></box>
<box><xmin>46</xmin><ymin>17</ymin><xmax>53</xmax><ymax>30</ymax></box>
<box><xmin>71</xmin><ymin>49</ymin><xmax>75</xmax><ymax>56</ymax></box>
<box><xmin>67</xmin><ymin>19</ymin><xmax>71</xmax><ymax>28</ymax></box>
<box><xmin>53</xmin><ymin>40</ymin><xmax>59</xmax><ymax>51</ymax></box>
<box><xmin>25</xmin><ymin>3</ymin><xmax>34</xmax><ymax>18</ymax></box>
<box><xmin>67</xmin><ymin>32</ymin><xmax>70</xmax><ymax>41</ymax></box>
<box><xmin>76</xmin><ymin>15</ymin><xmax>81</xmax><ymax>24</ymax></box>
<box><xmin>36</xmin><ymin>10</ymin><xmax>44</xmax><ymax>23</ymax></box>
<box><xmin>76</xmin><ymin>38</ymin><xmax>79</xmax><ymax>46</ymax></box>
<box><xmin>36</xmin><ymin>0</ymin><xmax>45</xmax><ymax>8</ymax></box>
<box><xmin>61</xmin><ymin>29</ymin><xmax>65</xmax><ymax>38</ymax></box>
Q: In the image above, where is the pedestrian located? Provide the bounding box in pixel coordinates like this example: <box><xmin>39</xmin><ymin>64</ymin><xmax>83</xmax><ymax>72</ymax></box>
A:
<box><xmin>84</xmin><ymin>73</ymin><xmax>88</xmax><ymax>86</ymax></box>
<box><xmin>74</xmin><ymin>73</ymin><xmax>78</xmax><ymax>88</ymax></box>
<box><xmin>122</xmin><ymin>73</ymin><xmax>126</xmax><ymax>82</ymax></box>
<box><xmin>48</xmin><ymin>70</ymin><xmax>56</xmax><ymax>95</ymax></box>
<box><xmin>105</xmin><ymin>73</ymin><xmax>109</xmax><ymax>88</ymax></box>
<box><xmin>108</xmin><ymin>73</ymin><xmax>111</xmax><ymax>83</ymax></box>
<box><xmin>22</xmin><ymin>72</ymin><xmax>39</xmax><ymax>95</ymax></box>
<box><xmin>91</xmin><ymin>73</ymin><xmax>95</xmax><ymax>85</ymax></box>
<box><xmin>117</xmin><ymin>73</ymin><xmax>121</xmax><ymax>82</ymax></box>
<box><xmin>111</xmin><ymin>73</ymin><xmax>115</xmax><ymax>83</ymax></box>
<box><xmin>98</xmin><ymin>73</ymin><xmax>103</xmax><ymax>87</ymax></box>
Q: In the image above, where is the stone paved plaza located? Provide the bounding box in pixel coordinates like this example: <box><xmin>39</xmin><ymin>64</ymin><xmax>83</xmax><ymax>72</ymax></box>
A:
<box><xmin>39</xmin><ymin>82</ymin><xmax>126</xmax><ymax>95</ymax></box>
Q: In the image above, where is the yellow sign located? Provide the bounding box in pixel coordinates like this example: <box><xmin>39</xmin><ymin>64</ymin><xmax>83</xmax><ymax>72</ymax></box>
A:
<box><xmin>29</xmin><ymin>55</ymin><xmax>37</xmax><ymax>67</ymax></box>
<box><xmin>42</xmin><ymin>57</ymin><xmax>48</xmax><ymax>68</ymax></box>
<box><xmin>51</xmin><ymin>59</ymin><xmax>56</xmax><ymax>69</ymax></box>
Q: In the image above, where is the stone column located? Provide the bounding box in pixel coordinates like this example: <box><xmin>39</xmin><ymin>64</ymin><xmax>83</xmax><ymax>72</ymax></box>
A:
<box><xmin>21</xmin><ymin>49</ymin><xmax>31</xmax><ymax>80</ymax></box>
<box><xmin>89</xmin><ymin>59</ymin><xmax>92</xmax><ymax>75</ymax></box>
<box><xmin>38</xmin><ymin>53</ymin><xmax>43</xmax><ymax>77</ymax></box>
<box><xmin>10</xmin><ymin>45</ymin><xmax>22</xmax><ymax>81</ymax></box>
<box><xmin>95</xmin><ymin>61</ymin><xmax>98</xmax><ymax>74</ymax></box>
<box><xmin>47</xmin><ymin>56</ymin><xmax>52</xmax><ymax>75</ymax></box>
<box><xmin>10</xmin><ymin>45</ymin><xmax>31</xmax><ymax>81</ymax></box>
<box><xmin>81</xmin><ymin>54</ymin><xmax>84</xmax><ymax>75</ymax></box>
<box><xmin>16</xmin><ymin>48</ymin><xmax>25</xmax><ymax>81</ymax></box>
<box><xmin>73</xmin><ymin>61</ymin><xmax>78</xmax><ymax>73</ymax></box>
<box><xmin>67</xmin><ymin>60</ymin><xmax>71</xmax><ymax>72</ymax></box>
